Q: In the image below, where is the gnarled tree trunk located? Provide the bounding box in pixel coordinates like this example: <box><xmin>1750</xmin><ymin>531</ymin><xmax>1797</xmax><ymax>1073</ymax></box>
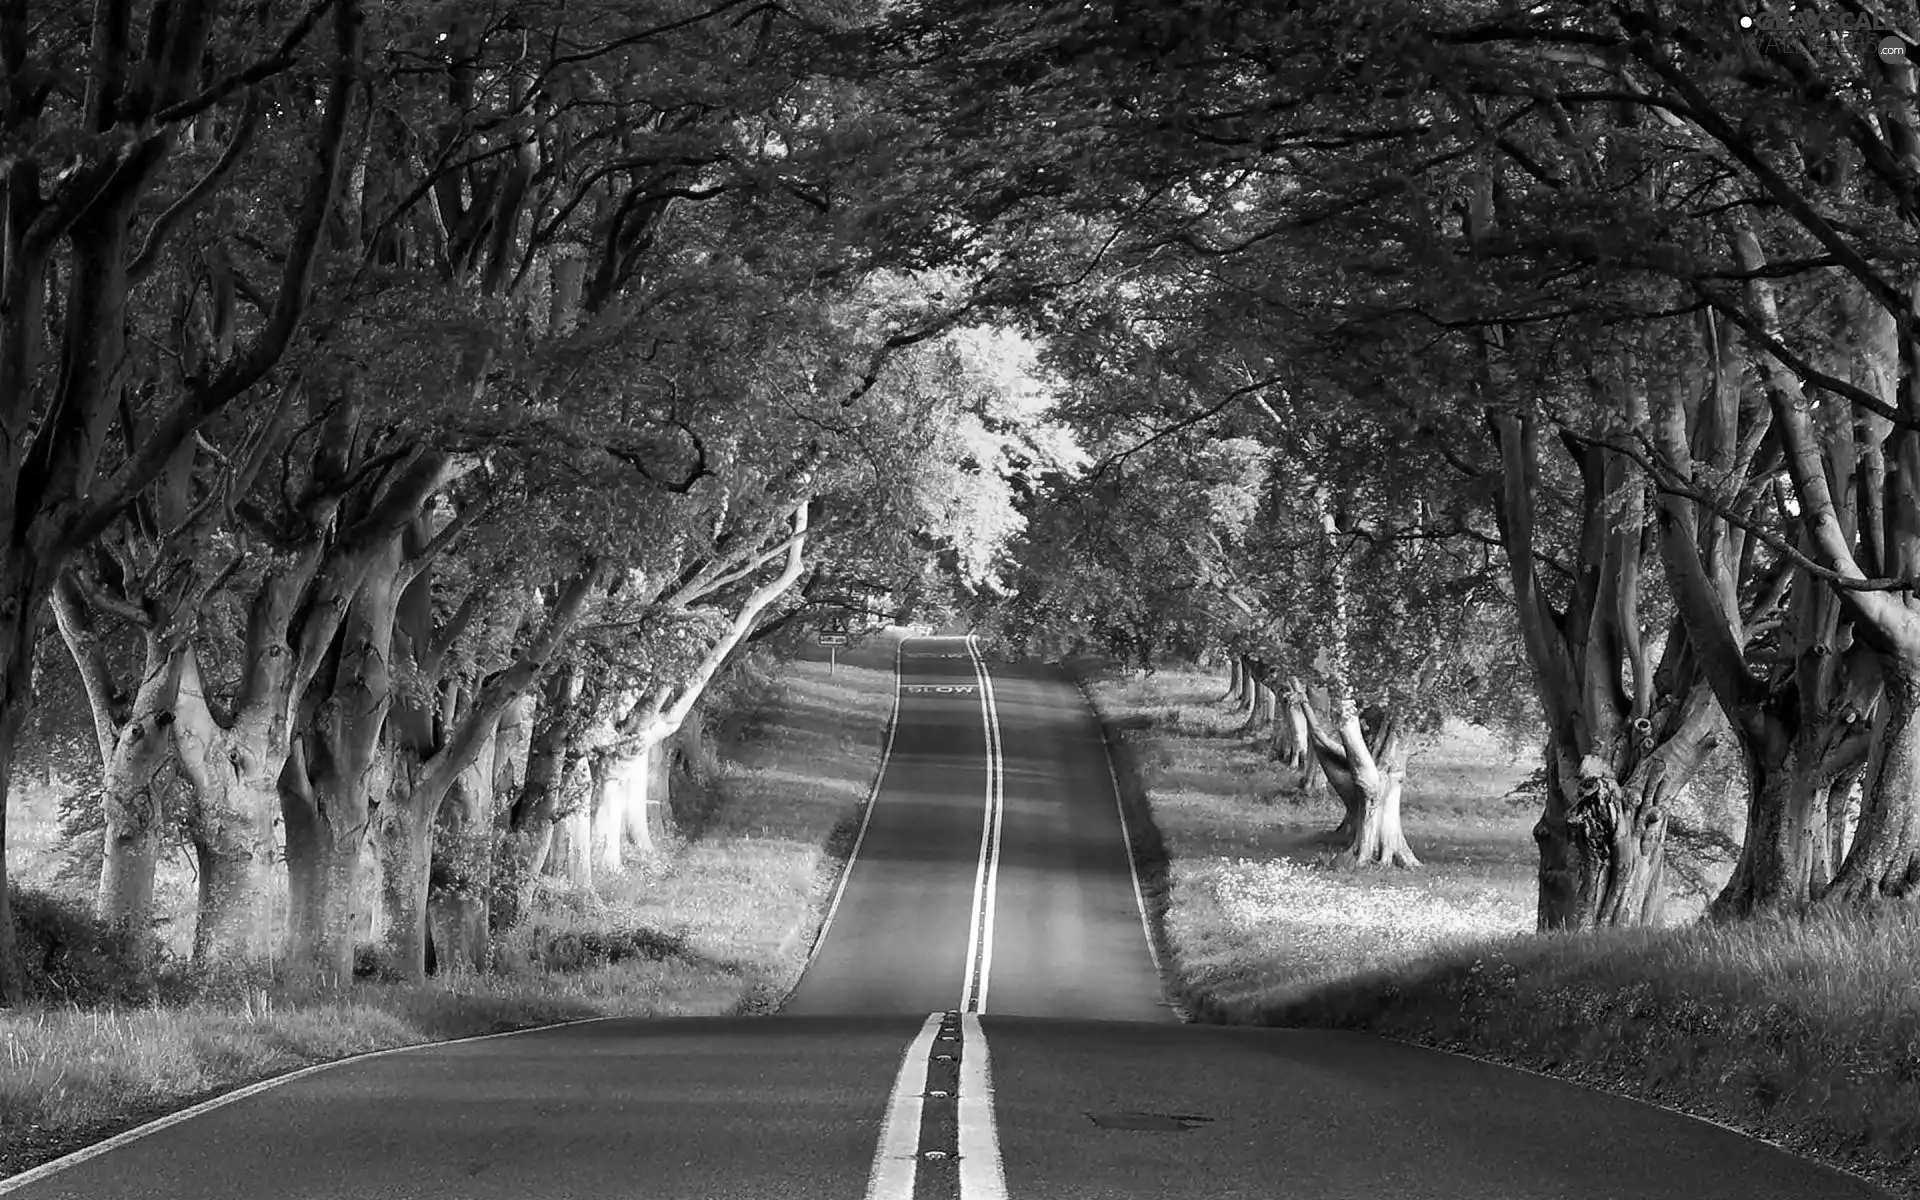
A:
<box><xmin>1256</xmin><ymin>670</ymin><xmax>1324</xmax><ymax>796</ymax></box>
<box><xmin>427</xmin><ymin>735</ymin><xmax>501</xmax><ymax>975</ymax></box>
<box><xmin>173</xmin><ymin>650</ymin><xmax>286</xmax><ymax>966</ymax></box>
<box><xmin>1490</xmin><ymin>395</ymin><xmax>1719</xmax><ymax>929</ymax></box>
<box><xmin>284</xmin><ymin>540</ymin><xmax>405</xmax><ymax>982</ymax></box>
<box><xmin>1826</xmin><ymin>672</ymin><xmax>1920</xmax><ymax>902</ymax></box>
<box><xmin>50</xmin><ymin>571</ymin><xmax>196</xmax><ymax>954</ymax></box>
<box><xmin>551</xmin><ymin>800</ymin><xmax>594</xmax><ymax>888</ymax></box>
<box><xmin>495</xmin><ymin>668</ymin><xmax>581</xmax><ymax>931</ymax></box>
<box><xmin>374</xmin><ymin>749</ymin><xmax>436</xmax><ymax>978</ymax></box>
<box><xmin>1729</xmin><ymin>228</ymin><xmax>1920</xmax><ymax>907</ymax></box>
<box><xmin>1302</xmin><ymin>703</ymin><xmax>1418</xmax><ymax>867</ymax></box>
<box><xmin>374</xmin><ymin>557</ymin><xmax>598</xmax><ymax>981</ymax></box>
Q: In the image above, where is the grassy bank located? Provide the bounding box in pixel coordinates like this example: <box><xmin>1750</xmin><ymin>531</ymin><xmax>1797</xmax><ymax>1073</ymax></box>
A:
<box><xmin>1084</xmin><ymin>663</ymin><xmax>1916</xmax><ymax>1197</ymax></box>
<box><xmin>1086</xmin><ymin>666</ymin><xmax>1536</xmax><ymax>1017</ymax></box>
<box><xmin>0</xmin><ymin>639</ymin><xmax>895</xmax><ymax>1180</ymax></box>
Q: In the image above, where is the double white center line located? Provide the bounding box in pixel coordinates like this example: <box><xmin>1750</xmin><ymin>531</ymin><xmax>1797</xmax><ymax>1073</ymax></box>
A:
<box><xmin>866</xmin><ymin>1011</ymin><xmax>1007</xmax><ymax>1200</ymax></box>
<box><xmin>960</xmin><ymin>634</ymin><xmax>1005</xmax><ymax>1014</ymax></box>
<box><xmin>867</xmin><ymin>636</ymin><xmax>1009</xmax><ymax>1200</ymax></box>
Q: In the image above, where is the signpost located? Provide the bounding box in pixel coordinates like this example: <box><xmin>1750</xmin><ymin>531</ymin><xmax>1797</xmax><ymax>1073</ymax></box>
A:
<box><xmin>817</xmin><ymin>628</ymin><xmax>850</xmax><ymax>674</ymax></box>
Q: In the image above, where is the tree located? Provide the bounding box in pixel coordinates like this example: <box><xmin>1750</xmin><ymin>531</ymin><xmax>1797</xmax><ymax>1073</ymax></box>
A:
<box><xmin>0</xmin><ymin>0</ymin><xmax>359</xmax><ymax>1000</ymax></box>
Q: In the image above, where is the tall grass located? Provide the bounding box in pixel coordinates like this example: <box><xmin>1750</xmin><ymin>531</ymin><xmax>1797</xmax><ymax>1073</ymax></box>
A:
<box><xmin>1274</xmin><ymin>908</ymin><xmax>1920</xmax><ymax>1192</ymax></box>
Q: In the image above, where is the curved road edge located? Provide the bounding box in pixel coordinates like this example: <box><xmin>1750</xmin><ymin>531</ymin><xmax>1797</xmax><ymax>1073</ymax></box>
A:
<box><xmin>1062</xmin><ymin>662</ymin><xmax>1189</xmax><ymax>1023</ymax></box>
<box><xmin>794</xmin><ymin>633</ymin><xmax>908</xmax><ymax>982</ymax></box>
<box><xmin>0</xmin><ymin>1015</ymin><xmax>616</xmax><ymax>1197</ymax></box>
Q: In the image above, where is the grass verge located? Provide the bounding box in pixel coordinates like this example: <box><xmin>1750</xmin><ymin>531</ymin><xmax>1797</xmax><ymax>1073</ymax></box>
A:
<box><xmin>0</xmin><ymin>639</ymin><xmax>895</xmax><ymax>1181</ymax></box>
<box><xmin>1080</xmin><ymin>662</ymin><xmax>1915</xmax><ymax>1198</ymax></box>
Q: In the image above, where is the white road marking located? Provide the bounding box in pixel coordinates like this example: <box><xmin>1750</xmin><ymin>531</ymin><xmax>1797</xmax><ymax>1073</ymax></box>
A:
<box><xmin>1075</xmin><ymin>676</ymin><xmax>1187</xmax><ymax>1021</ymax></box>
<box><xmin>0</xmin><ymin>1014</ymin><xmax>616</xmax><ymax>1196</ymax></box>
<box><xmin>804</xmin><ymin>636</ymin><xmax>907</xmax><ymax>972</ymax></box>
<box><xmin>975</xmin><ymin>646</ymin><xmax>1005</xmax><ymax>1013</ymax></box>
<box><xmin>865</xmin><ymin>1013</ymin><xmax>945</xmax><ymax>1200</ymax></box>
<box><xmin>959</xmin><ymin>635</ymin><xmax>1005</xmax><ymax>1013</ymax></box>
<box><xmin>958</xmin><ymin>1012</ymin><xmax>1008</xmax><ymax>1200</ymax></box>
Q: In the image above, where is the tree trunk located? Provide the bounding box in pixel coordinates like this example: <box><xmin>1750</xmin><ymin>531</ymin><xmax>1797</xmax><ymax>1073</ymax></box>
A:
<box><xmin>594</xmin><ymin>736</ymin><xmax>673</xmax><ymax>865</ymax></box>
<box><xmin>1346</xmin><ymin>762</ymin><xmax>1413</xmax><ymax>866</ymax></box>
<box><xmin>675</xmin><ymin>712</ymin><xmax>707</xmax><ymax>781</ymax></box>
<box><xmin>172</xmin><ymin>640</ymin><xmax>291</xmax><ymax>968</ymax></box>
<box><xmin>427</xmin><ymin>891</ymin><xmax>487</xmax><ymax>976</ymax></box>
<box><xmin>1804</xmin><ymin>764</ymin><xmax>1866</xmax><ymax>894</ymax></box>
<box><xmin>283</xmin><ymin>542</ymin><xmax>405</xmax><ymax>981</ymax></box>
<box><xmin>95</xmin><ymin>719</ymin><xmax>177</xmax><ymax>955</ymax></box>
<box><xmin>1532</xmin><ymin>687</ymin><xmax>1717</xmax><ymax>929</ymax></box>
<box><xmin>1818</xmin><ymin>766</ymin><xmax>1865</xmax><ymax>892</ymax></box>
<box><xmin>1246</xmin><ymin>679</ymin><xmax>1276</xmax><ymax>732</ymax></box>
<box><xmin>494</xmin><ymin>686</ymin><xmax>572</xmax><ymax>933</ymax></box>
<box><xmin>374</xmin><ymin>764</ymin><xmax>435</xmax><ymax>981</ymax></box>
<box><xmin>1732</xmin><ymin>229</ymin><xmax>1920</xmax><ymax>907</ymax></box>
<box><xmin>632</xmin><ymin>737</ymin><xmax>677</xmax><ymax>852</ymax></box>
<box><xmin>50</xmin><ymin>583</ymin><xmax>191</xmax><ymax>952</ymax></box>
<box><xmin>1714</xmin><ymin>743</ymin><xmax>1818</xmax><ymax>918</ymax></box>
<box><xmin>1490</xmin><ymin>401</ymin><xmax>1725</xmax><ymax>930</ymax></box>
<box><xmin>186</xmin><ymin>753</ymin><xmax>281</xmax><ymax>966</ymax></box>
<box><xmin>1269</xmin><ymin>679</ymin><xmax>1323</xmax><ymax>795</ymax></box>
<box><xmin>1223</xmin><ymin>654</ymin><xmax>1242</xmax><ymax>702</ymax></box>
<box><xmin>1825</xmin><ymin>668</ymin><xmax>1920</xmax><ymax>903</ymax></box>
<box><xmin>0</xmin><ymin>588</ymin><xmax>32</xmax><ymax>1002</ymax></box>
<box><xmin>387</xmin><ymin>557</ymin><xmax>596</xmax><ymax>968</ymax></box>
<box><xmin>552</xmin><ymin>801</ymin><xmax>593</xmax><ymax>888</ymax></box>
<box><xmin>493</xmin><ymin>824</ymin><xmax>549</xmax><ymax>935</ymax></box>
<box><xmin>589</xmin><ymin>751</ymin><xmax>625</xmax><ymax>874</ymax></box>
<box><xmin>192</xmin><ymin>768</ymin><xmax>282</xmax><ymax>963</ymax></box>
<box><xmin>1713</xmin><ymin>705</ymin><xmax>1871</xmax><ymax>916</ymax></box>
<box><xmin>427</xmin><ymin>749</ymin><xmax>496</xmax><ymax>975</ymax></box>
<box><xmin>283</xmin><ymin>731</ymin><xmax>383</xmax><ymax>985</ymax></box>
<box><xmin>1303</xmin><ymin>703</ymin><xmax>1418</xmax><ymax>867</ymax></box>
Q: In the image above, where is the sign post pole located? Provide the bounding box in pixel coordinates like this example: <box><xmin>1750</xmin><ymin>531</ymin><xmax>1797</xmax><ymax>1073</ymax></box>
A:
<box><xmin>817</xmin><ymin>628</ymin><xmax>850</xmax><ymax>675</ymax></box>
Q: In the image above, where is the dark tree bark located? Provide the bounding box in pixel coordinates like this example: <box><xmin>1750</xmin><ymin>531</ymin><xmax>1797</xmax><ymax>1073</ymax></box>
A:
<box><xmin>282</xmin><ymin>537</ymin><xmax>406</xmax><ymax>983</ymax></box>
<box><xmin>1725</xmin><ymin>227</ymin><xmax>1920</xmax><ymax>907</ymax></box>
<box><xmin>0</xmin><ymin>0</ymin><xmax>360</xmax><ymax>1002</ymax></box>
<box><xmin>1489</xmin><ymin>399</ymin><xmax>1721</xmax><ymax>929</ymax></box>
<box><xmin>1641</xmin><ymin>307</ymin><xmax>1880</xmax><ymax>917</ymax></box>
<box><xmin>494</xmin><ymin>663</ymin><xmax>584</xmax><ymax>931</ymax></box>
<box><xmin>366</xmin><ymin>554</ymin><xmax>599</xmax><ymax>982</ymax></box>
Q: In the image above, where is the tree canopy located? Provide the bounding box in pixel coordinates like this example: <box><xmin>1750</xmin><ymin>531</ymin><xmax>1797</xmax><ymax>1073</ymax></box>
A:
<box><xmin>6</xmin><ymin>0</ymin><xmax>1920</xmax><ymax>997</ymax></box>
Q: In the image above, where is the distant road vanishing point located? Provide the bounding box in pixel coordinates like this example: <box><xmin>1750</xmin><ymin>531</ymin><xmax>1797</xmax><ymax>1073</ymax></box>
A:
<box><xmin>0</xmin><ymin>636</ymin><xmax>1892</xmax><ymax>1200</ymax></box>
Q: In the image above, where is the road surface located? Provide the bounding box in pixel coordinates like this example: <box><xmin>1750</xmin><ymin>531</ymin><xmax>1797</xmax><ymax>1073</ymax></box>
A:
<box><xmin>0</xmin><ymin>636</ymin><xmax>1892</xmax><ymax>1199</ymax></box>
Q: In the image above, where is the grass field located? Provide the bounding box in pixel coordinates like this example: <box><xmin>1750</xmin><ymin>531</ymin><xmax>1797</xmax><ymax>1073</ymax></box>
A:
<box><xmin>0</xmin><ymin>639</ymin><xmax>896</xmax><ymax>1180</ymax></box>
<box><xmin>1092</xmin><ymin>669</ymin><xmax>1539</xmax><ymax>1015</ymax></box>
<box><xmin>1085</xmin><ymin>664</ymin><xmax>1917</xmax><ymax>1198</ymax></box>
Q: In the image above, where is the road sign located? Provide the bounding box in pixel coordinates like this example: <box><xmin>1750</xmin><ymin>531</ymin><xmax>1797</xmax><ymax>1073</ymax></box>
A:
<box><xmin>817</xmin><ymin>631</ymin><xmax>850</xmax><ymax>647</ymax></box>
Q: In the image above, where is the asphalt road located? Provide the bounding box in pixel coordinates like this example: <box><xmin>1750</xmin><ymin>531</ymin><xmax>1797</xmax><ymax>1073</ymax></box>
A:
<box><xmin>1</xmin><ymin>635</ymin><xmax>1894</xmax><ymax>1200</ymax></box>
